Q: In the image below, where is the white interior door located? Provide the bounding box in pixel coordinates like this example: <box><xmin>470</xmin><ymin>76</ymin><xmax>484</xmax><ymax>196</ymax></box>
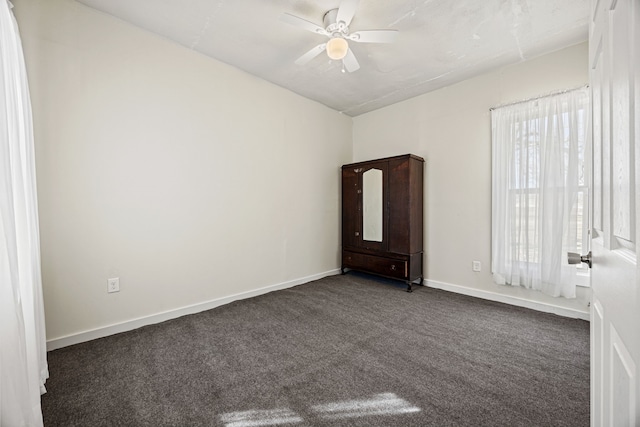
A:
<box><xmin>589</xmin><ymin>0</ymin><xmax>640</xmax><ymax>425</ymax></box>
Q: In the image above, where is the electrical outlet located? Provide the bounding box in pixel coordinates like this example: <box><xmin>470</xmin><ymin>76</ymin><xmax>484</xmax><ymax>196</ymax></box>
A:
<box><xmin>107</xmin><ymin>277</ymin><xmax>120</xmax><ymax>293</ymax></box>
<box><xmin>472</xmin><ymin>261</ymin><xmax>481</xmax><ymax>272</ymax></box>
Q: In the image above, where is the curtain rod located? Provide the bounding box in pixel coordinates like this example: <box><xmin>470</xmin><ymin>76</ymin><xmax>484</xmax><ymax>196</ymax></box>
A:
<box><xmin>489</xmin><ymin>85</ymin><xmax>589</xmax><ymax>111</ymax></box>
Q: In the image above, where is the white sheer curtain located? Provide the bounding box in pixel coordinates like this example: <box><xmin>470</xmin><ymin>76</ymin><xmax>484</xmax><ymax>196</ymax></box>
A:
<box><xmin>1</xmin><ymin>1</ymin><xmax>48</xmax><ymax>425</ymax></box>
<box><xmin>491</xmin><ymin>88</ymin><xmax>589</xmax><ymax>298</ymax></box>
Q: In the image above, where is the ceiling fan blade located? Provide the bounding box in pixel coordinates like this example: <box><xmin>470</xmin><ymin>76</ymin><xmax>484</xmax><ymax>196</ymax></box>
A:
<box><xmin>295</xmin><ymin>43</ymin><xmax>327</xmax><ymax>65</ymax></box>
<box><xmin>342</xmin><ymin>48</ymin><xmax>360</xmax><ymax>72</ymax></box>
<box><xmin>348</xmin><ymin>30</ymin><xmax>398</xmax><ymax>43</ymax></box>
<box><xmin>336</xmin><ymin>0</ymin><xmax>359</xmax><ymax>26</ymax></box>
<box><xmin>280</xmin><ymin>13</ymin><xmax>328</xmax><ymax>36</ymax></box>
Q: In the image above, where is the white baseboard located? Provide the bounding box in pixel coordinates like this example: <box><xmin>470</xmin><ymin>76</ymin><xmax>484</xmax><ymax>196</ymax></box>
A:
<box><xmin>425</xmin><ymin>279</ymin><xmax>590</xmax><ymax>321</ymax></box>
<box><xmin>46</xmin><ymin>269</ymin><xmax>341</xmax><ymax>351</ymax></box>
<box><xmin>48</xmin><ymin>271</ymin><xmax>588</xmax><ymax>351</ymax></box>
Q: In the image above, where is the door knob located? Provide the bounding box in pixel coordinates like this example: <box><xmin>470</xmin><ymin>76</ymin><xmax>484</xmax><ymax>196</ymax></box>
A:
<box><xmin>568</xmin><ymin>251</ymin><xmax>592</xmax><ymax>268</ymax></box>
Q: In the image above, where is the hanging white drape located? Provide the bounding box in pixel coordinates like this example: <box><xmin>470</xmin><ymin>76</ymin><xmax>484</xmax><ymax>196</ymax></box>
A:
<box><xmin>491</xmin><ymin>88</ymin><xmax>589</xmax><ymax>298</ymax></box>
<box><xmin>1</xmin><ymin>1</ymin><xmax>48</xmax><ymax>425</ymax></box>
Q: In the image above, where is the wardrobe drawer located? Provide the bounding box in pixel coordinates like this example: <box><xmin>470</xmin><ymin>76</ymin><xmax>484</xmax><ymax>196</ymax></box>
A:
<box><xmin>343</xmin><ymin>251</ymin><xmax>408</xmax><ymax>280</ymax></box>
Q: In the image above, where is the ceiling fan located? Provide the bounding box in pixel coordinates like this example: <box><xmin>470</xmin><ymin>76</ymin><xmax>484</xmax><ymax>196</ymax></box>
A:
<box><xmin>280</xmin><ymin>0</ymin><xmax>398</xmax><ymax>73</ymax></box>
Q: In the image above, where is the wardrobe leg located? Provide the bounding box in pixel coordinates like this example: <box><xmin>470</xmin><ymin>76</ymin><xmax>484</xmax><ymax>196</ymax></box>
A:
<box><xmin>406</xmin><ymin>283</ymin><xmax>413</xmax><ymax>293</ymax></box>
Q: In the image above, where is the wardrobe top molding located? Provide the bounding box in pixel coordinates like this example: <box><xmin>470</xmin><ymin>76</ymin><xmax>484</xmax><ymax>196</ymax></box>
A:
<box><xmin>342</xmin><ymin>154</ymin><xmax>425</xmax><ymax>169</ymax></box>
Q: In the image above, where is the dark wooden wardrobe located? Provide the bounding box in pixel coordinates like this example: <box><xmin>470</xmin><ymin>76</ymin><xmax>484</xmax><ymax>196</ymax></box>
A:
<box><xmin>341</xmin><ymin>154</ymin><xmax>424</xmax><ymax>292</ymax></box>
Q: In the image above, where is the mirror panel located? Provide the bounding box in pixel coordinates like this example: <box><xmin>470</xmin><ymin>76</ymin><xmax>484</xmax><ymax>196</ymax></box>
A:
<box><xmin>363</xmin><ymin>168</ymin><xmax>383</xmax><ymax>242</ymax></box>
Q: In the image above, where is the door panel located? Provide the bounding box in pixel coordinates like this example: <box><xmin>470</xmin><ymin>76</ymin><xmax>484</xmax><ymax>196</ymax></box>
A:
<box><xmin>388</xmin><ymin>157</ymin><xmax>411</xmax><ymax>253</ymax></box>
<box><xmin>611</xmin><ymin>0</ymin><xmax>634</xmax><ymax>244</ymax></box>
<box><xmin>611</xmin><ymin>325</ymin><xmax>636</xmax><ymax>426</ymax></box>
<box><xmin>388</xmin><ymin>157</ymin><xmax>424</xmax><ymax>255</ymax></box>
<box><xmin>592</xmin><ymin>300</ymin><xmax>604</xmax><ymax>427</ymax></box>
<box><xmin>590</xmin><ymin>0</ymin><xmax>640</xmax><ymax>425</ymax></box>
<box><xmin>593</xmin><ymin>45</ymin><xmax>603</xmax><ymax>232</ymax></box>
<box><xmin>342</xmin><ymin>167</ymin><xmax>360</xmax><ymax>249</ymax></box>
<box><xmin>341</xmin><ymin>162</ymin><xmax>388</xmax><ymax>252</ymax></box>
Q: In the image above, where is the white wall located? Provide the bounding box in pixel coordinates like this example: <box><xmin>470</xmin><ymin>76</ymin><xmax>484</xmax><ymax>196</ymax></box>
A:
<box><xmin>353</xmin><ymin>42</ymin><xmax>591</xmax><ymax>317</ymax></box>
<box><xmin>14</xmin><ymin>0</ymin><xmax>352</xmax><ymax>344</ymax></box>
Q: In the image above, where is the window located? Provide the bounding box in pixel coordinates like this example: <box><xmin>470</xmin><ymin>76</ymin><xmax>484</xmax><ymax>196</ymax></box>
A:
<box><xmin>491</xmin><ymin>88</ymin><xmax>590</xmax><ymax>298</ymax></box>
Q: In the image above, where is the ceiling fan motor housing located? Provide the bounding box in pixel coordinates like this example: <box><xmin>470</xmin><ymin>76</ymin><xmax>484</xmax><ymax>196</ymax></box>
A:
<box><xmin>323</xmin><ymin>9</ymin><xmax>349</xmax><ymax>37</ymax></box>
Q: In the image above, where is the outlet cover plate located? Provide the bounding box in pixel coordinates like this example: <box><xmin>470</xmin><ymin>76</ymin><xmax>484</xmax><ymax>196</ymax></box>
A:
<box><xmin>107</xmin><ymin>277</ymin><xmax>120</xmax><ymax>293</ymax></box>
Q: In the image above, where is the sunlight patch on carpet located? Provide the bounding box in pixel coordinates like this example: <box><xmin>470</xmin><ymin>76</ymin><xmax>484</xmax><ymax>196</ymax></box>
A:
<box><xmin>219</xmin><ymin>393</ymin><xmax>421</xmax><ymax>426</ymax></box>
<box><xmin>311</xmin><ymin>392</ymin><xmax>421</xmax><ymax>420</ymax></box>
<box><xmin>219</xmin><ymin>408</ymin><xmax>302</xmax><ymax>427</ymax></box>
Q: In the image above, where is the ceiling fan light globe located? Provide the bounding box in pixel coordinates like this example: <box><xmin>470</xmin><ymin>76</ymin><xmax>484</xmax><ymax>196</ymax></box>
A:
<box><xmin>326</xmin><ymin>37</ymin><xmax>348</xmax><ymax>60</ymax></box>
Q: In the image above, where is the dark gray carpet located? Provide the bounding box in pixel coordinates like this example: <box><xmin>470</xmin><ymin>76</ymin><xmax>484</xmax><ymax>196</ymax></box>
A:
<box><xmin>42</xmin><ymin>273</ymin><xmax>590</xmax><ymax>427</ymax></box>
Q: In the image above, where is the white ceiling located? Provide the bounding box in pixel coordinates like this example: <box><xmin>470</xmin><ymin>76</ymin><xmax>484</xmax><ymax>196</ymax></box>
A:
<box><xmin>75</xmin><ymin>0</ymin><xmax>589</xmax><ymax>117</ymax></box>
